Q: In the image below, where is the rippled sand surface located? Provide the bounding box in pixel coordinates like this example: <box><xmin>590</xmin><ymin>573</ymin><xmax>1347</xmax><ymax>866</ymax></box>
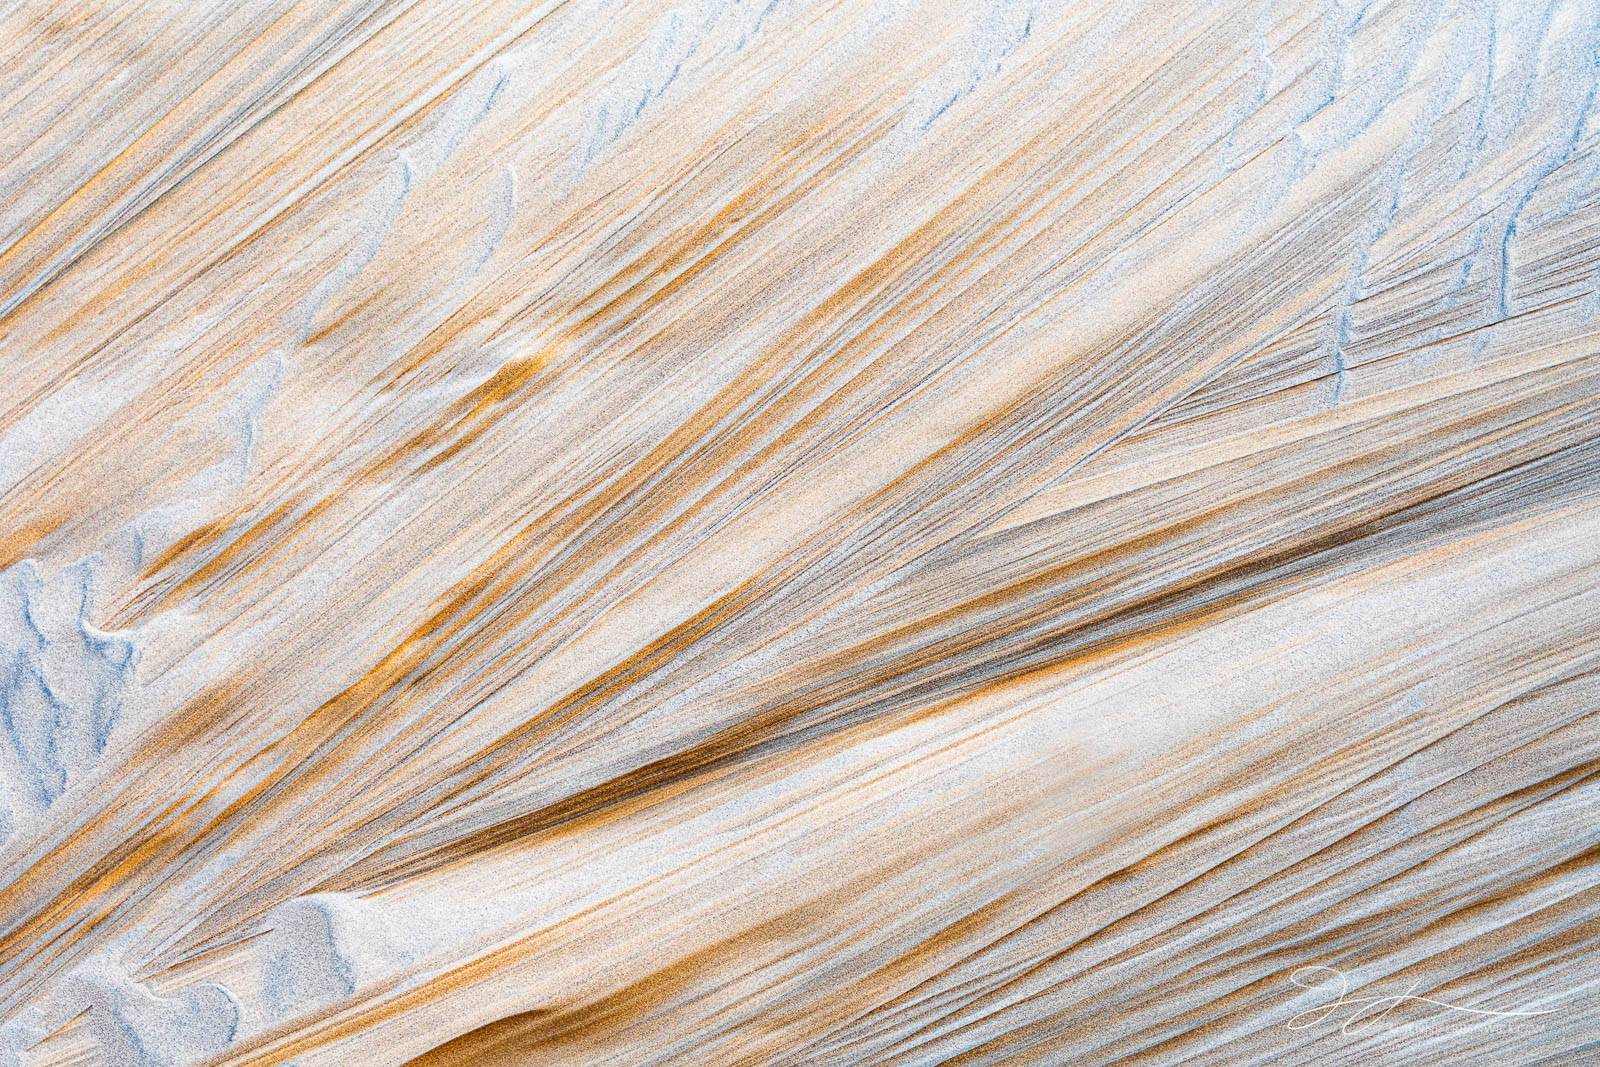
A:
<box><xmin>1</xmin><ymin>1</ymin><xmax>1598</xmax><ymax>1064</ymax></box>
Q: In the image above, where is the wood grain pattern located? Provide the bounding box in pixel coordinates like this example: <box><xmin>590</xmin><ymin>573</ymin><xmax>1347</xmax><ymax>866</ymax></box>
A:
<box><xmin>0</xmin><ymin>0</ymin><xmax>1597</xmax><ymax>1063</ymax></box>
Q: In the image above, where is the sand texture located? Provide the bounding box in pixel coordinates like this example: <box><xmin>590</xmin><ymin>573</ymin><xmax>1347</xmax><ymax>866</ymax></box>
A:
<box><xmin>1</xmin><ymin>0</ymin><xmax>1599</xmax><ymax>1063</ymax></box>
